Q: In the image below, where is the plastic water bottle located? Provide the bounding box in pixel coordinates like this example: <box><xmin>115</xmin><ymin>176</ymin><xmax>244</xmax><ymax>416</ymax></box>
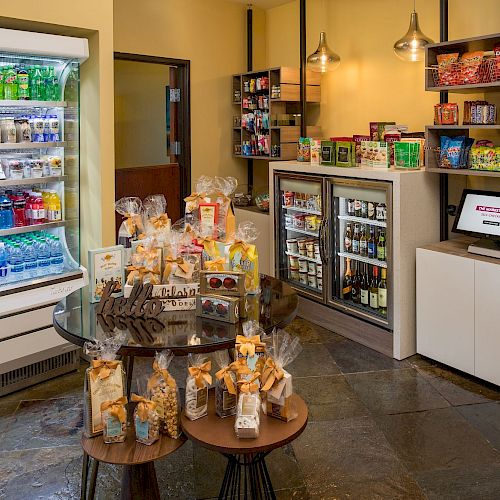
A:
<box><xmin>23</xmin><ymin>241</ymin><xmax>38</xmax><ymax>278</ymax></box>
<box><xmin>0</xmin><ymin>242</ymin><xmax>8</xmax><ymax>285</ymax></box>
<box><xmin>9</xmin><ymin>243</ymin><xmax>25</xmax><ymax>282</ymax></box>
<box><xmin>37</xmin><ymin>237</ymin><xmax>52</xmax><ymax>276</ymax></box>
<box><xmin>50</xmin><ymin>236</ymin><xmax>64</xmax><ymax>274</ymax></box>
<box><xmin>0</xmin><ymin>195</ymin><xmax>14</xmax><ymax>229</ymax></box>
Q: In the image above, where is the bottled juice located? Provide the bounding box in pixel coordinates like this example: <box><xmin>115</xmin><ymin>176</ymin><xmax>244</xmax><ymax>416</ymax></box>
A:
<box><xmin>47</xmin><ymin>190</ymin><xmax>62</xmax><ymax>221</ymax></box>
<box><xmin>3</xmin><ymin>66</ymin><xmax>18</xmax><ymax>100</ymax></box>
<box><xmin>31</xmin><ymin>192</ymin><xmax>45</xmax><ymax>225</ymax></box>
<box><xmin>17</xmin><ymin>66</ymin><xmax>30</xmax><ymax>100</ymax></box>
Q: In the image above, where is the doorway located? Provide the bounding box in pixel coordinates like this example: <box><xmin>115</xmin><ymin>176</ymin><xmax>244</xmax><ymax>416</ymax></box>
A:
<box><xmin>113</xmin><ymin>52</ymin><xmax>191</xmax><ymax>235</ymax></box>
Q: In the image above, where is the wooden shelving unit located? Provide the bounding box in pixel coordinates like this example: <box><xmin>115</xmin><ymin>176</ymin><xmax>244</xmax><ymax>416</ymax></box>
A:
<box><xmin>232</xmin><ymin>66</ymin><xmax>321</xmax><ymax>161</ymax></box>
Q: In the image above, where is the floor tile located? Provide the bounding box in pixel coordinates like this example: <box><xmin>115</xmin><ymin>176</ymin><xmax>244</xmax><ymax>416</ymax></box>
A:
<box><xmin>414</xmin><ymin>463</ymin><xmax>500</xmax><ymax>500</ymax></box>
<box><xmin>294</xmin><ymin>375</ymin><xmax>370</xmax><ymax>422</ymax></box>
<box><xmin>376</xmin><ymin>407</ymin><xmax>500</xmax><ymax>473</ymax></box>
<box><xmin>285</xmin><ymin>316</ymin><xmax>344</xmax><ymax>344</ymax></box>
<box><xmin>275</xmin><ymin>486</ymin><xmax>310</xmax><ymax>499</ymax></box>
<box><xmin>413</xmin><ymin>363</ymin><xmax>500</xmax><ymax>406</ymax></box>
<box><xmin>457</xmin><ymin>402</ymin><xmax>500</xmax><ymax>452</ymax></box>
<box><xmin>325</xmin><ymin>339</ymin><xmax>407</xmax><ymax>374</ymax></box>
<box><xmin>0</xmin><ymin>397</ymin><xmax>83</xmax><ymax>452</ymax></box>
<box><xmin>286</xmin><ymin>344</ymin><xmax>340</xmax><ymax>379</ymax></box>
<box><xmin>345</xmin><ymin>368</ymin><xmax>450</xmax><ymax>415</ymax></box>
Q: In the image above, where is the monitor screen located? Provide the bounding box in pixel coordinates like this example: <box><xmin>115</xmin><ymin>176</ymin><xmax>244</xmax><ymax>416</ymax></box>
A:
<box><xmin>453</xmin><ymin>190</ymin><xmax>500</xmax><ymax>238</ymax></box>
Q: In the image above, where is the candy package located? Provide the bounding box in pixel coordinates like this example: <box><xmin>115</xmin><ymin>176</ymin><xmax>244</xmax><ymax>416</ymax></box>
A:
<box><xmin>229</xmin><ymin>222</ymin><xmax>260</xmax><ymax>294</ymax></box>
<box><xmin>184</xmin><ymin>176</ymin><xmax>212</xmax><ymax>224</ymax></box>
<box><xmin>132</xmin><ymin>378</ymin><xmax>160</xmax><ymax>446</ymax></box>
<box><xmin>297</xmin><ymin>137</ymin><xmax>311</xmax><ymax>162</ymax></box>
<box><xmin>185</xmin><ymin>354</ymin><xmax>212</xmax><ymax>421</ymax></box>
<box><xmin>436</xmin><ymin>53</ymin><xmax>459</xmax><ymax>86</ymax></box>
<box><xmin>261</xmin><ymin>330</ymin><xmax>302</xmax><ymax>422</ymax></box>
<box><xmin>148</xmin><ymin>350</ymin><xmax>181</xmax><ymax>438</ymax></box>
<box><xmin>163</xmin><ymin>231</ymin><xmax>196</xmax><ymax>284</ymax></box>
<box><xmin>115</xmin><ymin>197</ymin><xmax>144</xmax><ymax>249</ymax></box>
<box><xmin>83</xmin><ymin>336</ymin><xmax>126</xmax><ymax>437</ymax></box>
<box><xmin>235</xmin><ymin>372</ymin><xmax>261</xmax><ymax>439</ymax></box>
<box><xmin>101</xmin><ymin>396</ymin><xmax>127</xmax><ymax>444</ymax></box>
<box><xmin>212</xmin><ymin>176</ymin><xmax>237</xmax><ymax>242</ymax></box>
<box><xmin>143</xmin><ymin>194</ymin><xmax>171</xmax><ymax>245</ymax></box>
<box><xmin>460</xmin><ymin>51</ymin><xmax>484</xmax><ymax>85</ymax></box>
<box><xmin>235</xmin><ymin>320</ymin><xmax>267</xmax><ymax>374</ymax></box>
<box><xmin>214</xmin><ymin>350</ymin><xmax>238</xmax><ymax>418</ymax></box>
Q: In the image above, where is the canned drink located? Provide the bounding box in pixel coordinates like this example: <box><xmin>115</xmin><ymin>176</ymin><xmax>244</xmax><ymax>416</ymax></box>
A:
<box><xmin>286</xmin><ymin>238</ymin><xmax>298</xmax><ymax>254</ymax></box>
<box><xmin>299</xmin><ymin>272</ymin><xmax>308</xmax><ymax>285</ymax></box>
<box><xmin>317</xmin><ymin>277</ymin><xmax>323</xmax><ymax>290</ymax></box>
<box><xmin>316</xmin><ymin>263</ymin><xmax>323</xmax><ymax>278</ymax></box>
<box><xmin>307</xmin><ymin>261</ymin><xmax>316</xmax><ymax>274</ymax></box>
<box><xmin>308</xmin><ymin>273</ymin><xmax>317</xmax><ymax>288</ymax></box>
<box><xmin>298</xmin><ymin>258</ymin><xmax>308</xmax><ymax>273</ymax></box>
<box><xmin>289</xmin><ymin>255</ymin><xmax>299</xmax><ymax>269</ymax></box>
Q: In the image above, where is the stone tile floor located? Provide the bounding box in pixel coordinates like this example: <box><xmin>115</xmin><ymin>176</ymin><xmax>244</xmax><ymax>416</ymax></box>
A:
<box><xmin>0</xmin><ymin>316</ymin><xmax>499</xmax><ymax>499</ymax></box>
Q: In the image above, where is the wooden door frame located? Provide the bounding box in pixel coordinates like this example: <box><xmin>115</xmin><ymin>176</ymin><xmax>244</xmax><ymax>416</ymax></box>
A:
<box><xmin>113</xmin><ymin>51</ymin><xmax>192</xmax><ymax>212</ymax></box>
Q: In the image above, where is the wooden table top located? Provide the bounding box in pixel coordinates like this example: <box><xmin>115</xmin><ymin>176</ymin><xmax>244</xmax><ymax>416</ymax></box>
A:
<box><xmin>81</xmin><ymin>428</ymin><xmax>187</xmax><ymax>466</ymax></box>
<box><xmin>181</xmin><ymin>390</ymin><xmax>308</xmax><ymax>455</ymax></box>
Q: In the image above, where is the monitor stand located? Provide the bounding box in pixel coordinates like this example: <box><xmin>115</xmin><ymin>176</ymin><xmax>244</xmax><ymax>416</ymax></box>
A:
<box><xmin>468</xmin><ymin>238</ymin><xmax>500</xmax><ymax>259</ymax></box>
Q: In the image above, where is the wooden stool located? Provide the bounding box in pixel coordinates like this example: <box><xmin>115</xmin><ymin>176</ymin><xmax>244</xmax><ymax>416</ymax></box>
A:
<box><xmin>81</xmin><ymin>428</ymin><xmax>186</xmax><ymax>500</ymax></box>
<box><xmin>181</xmin><ymin>390</ymin><xmax>308</xmax><ymax>500</ymax></box>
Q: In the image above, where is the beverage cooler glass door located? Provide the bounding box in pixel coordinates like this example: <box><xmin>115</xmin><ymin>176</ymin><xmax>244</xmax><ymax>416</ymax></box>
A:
<box><xmin>274</xmin><ymin>172</ymin><xmax>327</xmax><ymax>302</ymax></box>
<box><xmin>327</xmin><ymin>178</ymin><xmax>392</xmax><ymax>329</ymax></box>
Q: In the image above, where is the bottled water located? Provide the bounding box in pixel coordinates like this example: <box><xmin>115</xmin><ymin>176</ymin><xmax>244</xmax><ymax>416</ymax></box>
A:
<box><xmin>9</xmin><ymin>243</ymin><xmax>25</xmax><ymax>282</ymax></box>
<box><xmin>36</xmin><ymin>237</ymin><xmax>52</xmax><ymax>276</ymax></box>
<box><xmin>50</xmin><ymin>236</ymin><xmax>64</xmax><ymax>274</ymax></box>
<box><xmin>0</xmin><ymin>243</ymin><xmax>8</xmax><ymax>285</ymax></box>
<box><xmin>23</xmin><ymin>241</ymin><xmax>38</xmax><ymax>278</ymax></box>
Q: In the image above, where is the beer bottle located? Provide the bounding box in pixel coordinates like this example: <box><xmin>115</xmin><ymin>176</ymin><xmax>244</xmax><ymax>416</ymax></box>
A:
<box><xmin>344</xmin><ymin>223</ymin><xmax>353</xmax><ymax>252</ymax></box>
<box><xmin>368</xmin><ymin>226</ymin><xmax>376</xmax><ymax>259</ymax></box>
<box><xmin>352</xmin><ymin>261</ymin><xmax>361</xmax><ymax>304</ymax></box>
<box><xmin>352</xmin><ymin>224</ymin><xmax>360</xmax><ymax>254</ymax></box>
<box><xmin>347</xmin><ymin>199</ymin><xmax>355</xmax><ymax>216</ymax></box>
<box><xmin>354</xmin><ymin>199</ymin><xmax>361</xmax><ymax>217</ymax></box>
<box><xmin>360</xmin><ymin>226</ymin><xmax>368</xmax><ymax>256</ymax></box>
<box><xmin>377</xmin><ymin>230</ymin><xmax>386</xmax><ymax>261</ymax></box>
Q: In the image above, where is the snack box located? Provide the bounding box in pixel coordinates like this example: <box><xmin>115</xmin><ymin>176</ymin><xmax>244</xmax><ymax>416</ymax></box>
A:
<box><xmin>200</xmin><ymin>270</ymin><xmax>246</xmax><ymax>296</ymax></box>
<box><xmin>196</xmin><ymin>294</ymin><xmax>240</xmax><ymax>324</ymax></box>
<box><xmin>369</xmin><ymin>122</ymin><xmax>395</xmax><ymax>141</ymax></box>
<box><xmin>320</xmin><ymin>140</ymin><xmax>334</xmax><ymax>165</ymax></box>
<box><xmin>124</xmin><ymin>282</ymin><xmax>199</xmax><ymax>311</ymax></box>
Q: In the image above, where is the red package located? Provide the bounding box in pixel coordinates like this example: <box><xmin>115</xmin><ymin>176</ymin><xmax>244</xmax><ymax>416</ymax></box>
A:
<box><xmin>437</xmin><ymin>53</ymin><xmax>459</xmax><ymax>86</ymax></box>
<box><xmin>494</xmin><ymin>44</ymin><xmax>500</xmax><ymax>81</ymax></box>
<box><xmin>460</xmin><ymin>51</ymin><xmax>484</xmax><ymax>84</ymax></box>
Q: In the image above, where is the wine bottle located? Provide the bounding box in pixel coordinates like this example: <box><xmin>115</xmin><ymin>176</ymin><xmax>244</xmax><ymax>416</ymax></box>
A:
<box><xmin>378</xmin><ymin>267</ymin><xmax>387</xmax><ymax>317</ymax></box>
<box><xmin>352</xmin><ymin>261</ymin><xmax>361</xmax><ymax>304</ymax></box>
<box><xmin>377</xmin><ymin>230</ymin><xmax>386</xmax><ymax>261</ymax></box>
<box><xmin>368</xmin><ymin>226</ymin><xmax>376</xmax><ymax>259</ymax></box>
<box><xmin>369</xmin><ymin>266</ymin><xmax>379</xmax><ymax>310</ymax></box>
<box><xmin>342</xmin><ymin>258</ymin><xmax>352</xmax><ymax>300</ymax></box>
<box><xmin>360</xmin><ymin>263</ymin><xmax>369</xmax><ymax>306</ymax></box>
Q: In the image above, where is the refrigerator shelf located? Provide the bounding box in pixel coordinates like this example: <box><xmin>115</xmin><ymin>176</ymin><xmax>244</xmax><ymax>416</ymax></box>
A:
<box><xmin>282</xmin><ymin>205</ymin><xmax>322</xmax><ymax>216</ymax></box>
<box><xmin>338</xmin><ymin>251</ymin><xmax>388</xmax><ymax>269</ymax></box>
<box><xmin>284</xmin><ymin>225</ymin><xmax>319</xmax><ymax>238</ymax></box>
<box><xmin>0</xmin><ymin>100</ymin><xmax>67</xmax><ymax>108</ymax></box>
<box><xmin>0</xmin><ymin>141</ymin><xmax>66</xmax><ymax>151</ymax></box>
<box><xmin>337</xmin><ymin>215</ymin><xmax>387</xmax><ymax>228</ymax></box>
<box><xmin>285</xmin><ymin>251</ymin><xmax>321</xmax><ymax>264</ymax></box>
<box><xmin>0</xmin><ymin>220</ymin><xmax>69</xmax><ymax>237</ymax></box>
<box><xmin>287</xmin><ymin>278</ymin><xmax>322</xmax><ymax>294</ymax></box>
<box><xmin>0</xmin><ymin>175</ymin><xmax>67</xmax><ymax>187</ymax></box>
<box><xmin>338</xmin><ymin>299</ymin><xmax>389</xmax><ymax>324</ymax></box>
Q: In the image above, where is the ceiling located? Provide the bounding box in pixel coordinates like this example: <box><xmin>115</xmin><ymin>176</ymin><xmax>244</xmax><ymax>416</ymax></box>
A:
<box><xmin>227</xmin><ymin>0</ymin><xmax>294</xmax><ymax>9</ymax></box>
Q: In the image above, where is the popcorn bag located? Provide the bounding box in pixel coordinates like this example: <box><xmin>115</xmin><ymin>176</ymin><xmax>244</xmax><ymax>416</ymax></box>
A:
<box><xmin>101</xmin><ymin>396</ymin><xmax>128</xmax><ymax>444</ymax></box>
<box><xmin>115</xmin><ymin>197</ymin><xmax>144</xmax><ymax>249</ymax></box>
<box><xmin>261</xmin><ymin>329</ymin><xmax>302</xmax><ymax>422</ymax></box>
<box><xmin>185</xmin><ymin>354</ymin><xmax>212</xmax><ymax>421</ymax></box>
<box><xmin>235</xmin><ymin>372</ymin><xmax>261</xmax><ymax>439</ymax></box>
<box><xmin>213</xmin><ymin>350</ymin><xmax>238</xmax><ymax>418</ymax></box>
<box><xmin>143</xmin><ymin>194</ymin><xmax>171</xmax><ymax>245</ymax></box>
<box><xmin>235</xmin><ymin>320</ymin><xmax>267</xmax><ymax>374</ymax></box>
<box><xmin>132</xmin><ymin>378</ymin><xmax>160</xmax><ymax>446</ymax></box>
<box><xmin>147</xmin><ymin>350</ymin><xmax>181</xmax><ymax>438</ymax></box>
<box><xmin>83</xmin><ymin>336</ymin><xmax>126</xmax><ymax>437</ymax></box>
<box><xmin>229</xmin><ymin>222</ymin><xmax>260</xmax><ymax>294</ymax></box>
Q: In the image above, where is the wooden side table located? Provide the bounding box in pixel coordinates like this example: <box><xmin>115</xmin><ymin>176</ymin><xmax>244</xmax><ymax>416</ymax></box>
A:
<box><xmin>81</xmin><ymin>428</ymin><xmax>186</xmax><ymax>500</ymax></box>
<box><xmin>181</xmin><ymin>390</ymin><xmax>308</xmax><ymax>500</ymax></box>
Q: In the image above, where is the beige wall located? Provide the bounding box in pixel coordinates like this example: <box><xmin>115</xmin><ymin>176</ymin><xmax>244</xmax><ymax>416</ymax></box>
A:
<box><xmin>114</xmin><ymin>59</ymin><xmax>170</xmax><ymax>169</ymax></box>
<box><xmin>114</xmin><ymin>0</ymin><xmax>266</xmax><ymax>190</ymax></box>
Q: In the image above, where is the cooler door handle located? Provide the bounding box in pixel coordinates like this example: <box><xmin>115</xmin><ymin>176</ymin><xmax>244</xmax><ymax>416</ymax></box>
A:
<box><xmin>319</xmin><ymin>217</ymin><xmax>328</xmax><ymax>264</ymax></box>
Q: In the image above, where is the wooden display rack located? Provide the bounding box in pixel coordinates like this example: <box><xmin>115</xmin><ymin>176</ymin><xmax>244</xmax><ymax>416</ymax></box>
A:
<box><xmin>232</xmin><ymin>66</ymin><xmax>321</xmax><ymax>160</ymax></box>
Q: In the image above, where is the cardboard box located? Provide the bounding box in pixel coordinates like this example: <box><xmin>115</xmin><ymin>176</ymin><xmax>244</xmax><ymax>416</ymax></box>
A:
<box><xmin>200</xmin><ymin>270</ymin><xmax>245</xmax><ymax>296</ymax></box>
<box><xmin>196</xmin><ymin>293</ymin><xmax>240</xmax><ymax>324</ymax></box>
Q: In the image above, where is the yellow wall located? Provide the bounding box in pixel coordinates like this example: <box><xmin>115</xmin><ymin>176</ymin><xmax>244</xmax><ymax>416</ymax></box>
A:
<box><xmin>114</xmin><ymin>59</ymin><xmax>170</xmax><ymax>169</ymax></box>
<box><xmin>114</xmin><ymin>0</ymin><xmax>265</xmax><ymax>190</ymax></box>
<box><xmin>0</xmin><ymin>1</ymin><xmax>115</xmax><ymax>256</ymax></box>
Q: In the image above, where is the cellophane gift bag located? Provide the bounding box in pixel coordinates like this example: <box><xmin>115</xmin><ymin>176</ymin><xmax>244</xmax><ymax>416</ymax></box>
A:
<box><xmin>229</xmin><ymin>222</ymin><xmax>260</xmax><ymax>294</ymax></box>
<box><xmin>261</xmin><ymin>329</ymin><xmax>302</xmax><ymax>422</ymax></box>
<box><xmin>213</xmin><ymin>350</ymin><xmax>238</xmax><ymax>418</ymax></box>
<box><xmin>127</xmin><ymin>237</ymin><xmax>162</xmax><ymax>286</ymax></box>
<box><xmin>115</xmin><ymin>197</ymin><xmax>144</xmax><ymax>249</ymax></box>
<box><xmin>84</xmin><ymin>336</ymin><xmax>126</xmax><ymax>437</ymax></box>
<box><xmin>235</xmin><ymin>320</ymin><xmax>267</xmax><ymax>375</ymax></box>
<box><xmin>132</xmin><ymin>377</ymin><xmax>160</xmax><ymax>446</ymax></box>
<box><xmin>212</xmin><ymin>176</ymin><xmax>237</xmax><ymax>242</ymax></box>
<box><xmin>147</xmin><ymin>350</ymin><xmax>181</xmax><ymax>438</ymax></box>
<box><xmin>143</xmin><ymin>194</ymin><xmax>171</xmax><ymax>246</ymax></box>
<box><xmin>100</xmin><ymin>396</ymin><xmax>127</xmax><ymax>443</ymax></box>
<box><xmin>185</xmin><ymin>354</ymin><xmax>212</xmax><ymax>421</ymax></box>
<box><xmin>183</xmin><ymin>175</ymin><xmax>212</xmax><ymax>224</ymax></box>
<box><xmin>162</xmin><ymin>230</ymin><xmax>197</xmax><ymax>284</ymax></box>
<box><xmin>235</xmin><ymin>371</ymin><xmax>261</xmax><ymax>439</ymax></box>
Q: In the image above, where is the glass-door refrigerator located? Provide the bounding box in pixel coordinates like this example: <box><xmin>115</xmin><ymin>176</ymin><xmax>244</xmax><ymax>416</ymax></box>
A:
<box><xmin>0</xmin><ymin>28</ymin><xmax>88</xmax><ymax>396</ymax></box>
<box><xmin>327</xmin><ymin>178</ymin><xmax>392</xmax><ymax>329</ymax></box>
<box><xmin>274</xmin><ymin>172</ymin><xmax>328</xmax><ymax>302</ymax></box>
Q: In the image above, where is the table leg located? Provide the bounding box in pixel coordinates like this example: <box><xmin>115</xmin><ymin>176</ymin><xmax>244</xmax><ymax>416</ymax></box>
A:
<box><xmin>121</xmin><ymin>462</ymin><xmax>160</xmax><ymax>500</ymax></box>
<box><xmin>124</xmin><ymin>355</ymin><xmax>135</xmax><ymax>399</ymax></box>
<box><xmin>218</xmin><ymin>453</ymin><xmax>275</xmax><ymax>500</ymax></box>
<box><xmin>88</xmin><ymin>458</ymin><xmax>99</xmax><ymax>500</ymax></box>
<box><xmin>80</xmin><ymin>451</ymin><xmax>89</xmax><ymax>500</ymax></box>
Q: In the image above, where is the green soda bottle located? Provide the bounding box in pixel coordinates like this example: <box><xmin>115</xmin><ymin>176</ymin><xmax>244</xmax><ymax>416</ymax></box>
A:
<box><xmin>17</xmin><ymin>65</ymin><xmax>30</xmax><ymax>100</ymax></box>
<box><xmin>42</xmin><ymin>66</ymin><xmax>50</xmax><ymax>101</ymax></box>
<box><xmin>32</xmin><ymin>65</ymin><xmax>44</xmax><ymax>100</ymax></box>
<box><xmin>50</xmin><ymin>67</ymin><xmax>60</xmax><ymax>101</ymax></box>
<box><xmin>4</xmin><ymin>66</ymin><xmax>18</xmax><ymax>100</ymax></box>
<box><xmin>0</xmin><ymin>66</ymin><xmax>4</xmax><ymax>99</ymax></box>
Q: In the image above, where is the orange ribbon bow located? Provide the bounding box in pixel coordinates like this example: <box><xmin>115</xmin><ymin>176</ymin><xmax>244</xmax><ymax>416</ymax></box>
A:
<box><xmin>229</xmin><ymin>357</ymin><xmax>252</xmax><ymax>377</ymax></box>
<box><xmin>260</xmin><ymin>357</ymin><xmax>285</xmax><ymax>392</ymax></box>
<box><xmin>229</xmin><ymin>239</ymin><xmax>254</xmax><ymax>262</ymax></box>
<box><xmin>215</xmin><ymin>366</ymin><xmax>237</xmax><ymax>395</ymax></box>
<box><xmin>235</xmin><ymin>334</ymin><xmax>265</xmax><ymax>358</ymax></box>
<box><xmin>188</xmin><ymin>360</ymin><xmax>213</xmax><ymax>389</ymax></box>
<box><xmin>237</xmin><ymin>372</ymin><xmax>261</xmax><ymax>394</ymax></box>
<box><xmin>150</xmin><ymin>213</ymin><xmax>170</xmax><ymax>230</ymax></box>
<box><xmin>204</xmin><ymin>257</ymin><xmax>226</xmax><ymax>271</ymax></box>
<box><xmin>131</xmin><ymin>394</ymin><xmax>157</xmax><ymax>422</ymax></box>
<box><xmin>100</xmin><ymin>396</ymin><xmax>128</xmax><ymax>423</ymax></box>
<box><xmin>123</xmin><ymin>213</ymin><xmax>144</xmax><ymax>236</ymax></box>
<box><xmin>147</xmin><ymin>360</ymin><xmax>177</xmax><ymax>392</ymax></box>
<box><xmin>126</xmin><ymin>265</ymin><xmax>147</xmax><ymax>285</ymax></box>
<box><xmin>163</xmin><ymin>256</ymin><xmax>190</xmax><ymax>282</ymax></box>
<box><xmin>90</xmin><ymin>360</ymin><xmax>120</xmax><ymax>382</ymax></box>
<box><xmin>197</xmin><ymin>236</ymin><xmax>218</xmax><ymax>258</ymax></box>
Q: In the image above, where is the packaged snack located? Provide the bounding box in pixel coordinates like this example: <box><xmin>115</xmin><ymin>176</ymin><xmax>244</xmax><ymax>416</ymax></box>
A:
<box><xmin>235</xmin><ymin>320</ymin><xmax>267</xmax><ymax>373</ymax></box>
<box><xmin>384</xmin><ymin>134</ymin><xmax>401</xmax><ymax>166</ymax></box>
<box><xmin>460</xmin><ymin>51</ymin><xmax>484</xmax><ymax>85</ymax></box>
<box><xmin>310</xmin><ymin>139</ymin><xmax>321</xmax><ymax>165</ymax></box>
<box><xmin>436</xmin><ymin>53</ymin><xmax>459</xmax><ymax>86</ymax></box>
<box><xmin>184</xmin><ymin>176</ymin><xmax>212</xmax><ymax>223</ymax></box>
<box><xmin>143</xmin><ymin>194</ymin><xmax>171</xmax><ymax>245</ymax></box>
<box><xmin>185</xmin><ymin>354</ymin><xmax>212</xmax><ymax>421</ymax></box>
<box><xmin>235</xmin><ymin>372</ymin><xmax>261</xmax><ymax>439</ymax></box>
<box><xmin>229</xmin><ymin>222</ymin><xmax>260</xmax><ymax>294</ymax></box>
<box><xmin>147</xmin><ymin>350</ymin><xmax>181</xmax><ymax>438</ymax></box>
<box><xmin>200</xmin><ymin>270</ymin><xmax>246</xmax><ymax>296</ymax></box>
<box><xmin>372</xmin><ymin>142</ymin><xmax>389</xmax><ymax>168</ymax></box>
<box><xmin>132</xmin><ymin>393</ymin><xmax>160</xmax><ymax>446</ymax></box>
<box><xmin>297</xmin><ymin>137</ymin><xmax>311</xmax><ymax>162</ymax></box>
<box><xmin>335</xmin><ymin>140</ymin><xmax>353</xmax><ymax>167</ymax></box>
<box><xmin>214</xmin><ymin>350</ymin><xmax>239</xmax><ymax>418</ymax></box>
<box><xmin>439</xmin><ymin>135</ymin><xmax>466</xmax><ymax>169</ymax></box>
<box><xmin>353</xmin><ymin>135</ymin><xmax>370</xmax><ymax>165</ymax></box>
<box><xmin>162</xmin><ymin>231</ymin><xmax>196</xmax><ymax>284</ymax></box>
<box><xmin>212</xmin><ymin>176</ymin><xmax>237</xmax><ymax>242</ymax></box>
<box><xmin>394</xmin><ymin>142</ymin><xmax>420</xmax><ymax>169</ymax></box>
<box><xmin>115</xmin><ymin>197</ymin><xmax>144</xmax><ymax>249</ymax></box>
<box><xmin>369</xmin><ymin>122</ymin><xmax>395</xmax><ymax>141</ymax></box>
<box><xmin>83</xmin><ymin>336</ymin><xmax>126</xmax><ymax>437</ymax></box>
<box><xmin>101</xmin><ymin>396</ymin><xmax>127</xmax><ymax>444</ymax></box>
<box><xmin>261</xmin><ymin>329</ymin><xmax>302</xmax><ymax>422</ymax></box>
<box><xmin>127</xmin><ymin>238</ymin><xmax>162</xmax><ymax>285</ymax></box>
<box><xmin>196</xmin><ymin>293</ymin><xmax>240</xmax><ymax>323</ymax></box>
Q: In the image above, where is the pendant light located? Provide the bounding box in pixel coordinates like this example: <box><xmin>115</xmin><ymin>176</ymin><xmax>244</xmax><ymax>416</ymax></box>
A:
<box><xmin>393</xmin><ymin>0</ymin><xmax>434</xmax><ymax>62</ymax></box>
<box><xmin>307</xmin><ymin>31</ymin><xmax>341</xmax><ymax>73</ymax></box>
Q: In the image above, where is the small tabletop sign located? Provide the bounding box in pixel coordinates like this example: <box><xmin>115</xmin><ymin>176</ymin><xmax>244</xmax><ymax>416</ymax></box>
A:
<box><xmin>89</xmin><ymin>245</ymin><xmax>125</xmax><ymax>303</ymax></box>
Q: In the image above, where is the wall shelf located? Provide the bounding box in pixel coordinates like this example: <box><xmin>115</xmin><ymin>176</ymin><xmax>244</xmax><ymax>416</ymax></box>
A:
<box><xmin>426</xmin><ymin>125</ymin><xmax>500</xmax><ymax>130</ymax></box>
<box><xmin>425</xmin><ymin>167</ymin><xmax>500</xmax><ymax>178</ymax></box>
<box><xmin>0</xmin><ymin>220</ymin><xmax>69</xmax><ymax>237</ymax></box>
<box><xmin>0</xmin><ymin>100</ymin><xmax>67</xmax><ymax>108</ymax></box>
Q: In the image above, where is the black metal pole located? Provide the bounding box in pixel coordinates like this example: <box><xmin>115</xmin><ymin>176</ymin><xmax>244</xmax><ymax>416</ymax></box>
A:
<box><xmin>439</xmin><ymin>0</ymin><xmax>449</xmax><ymax>241</ymax></box>
<box><xmin>300</xmin><ymin>0</ymin><xmax>307</xmax><ymax>137</ymax></box>
<box><xmin>247</xmin><ymin>6</ymin><xmax>254</xmax><ymax>196</ymax></box>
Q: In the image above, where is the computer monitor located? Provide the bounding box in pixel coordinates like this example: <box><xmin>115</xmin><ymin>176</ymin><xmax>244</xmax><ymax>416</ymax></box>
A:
<box><xmin>452</xmin><ymin>189</ymin><xmax>500</xmax><ymax>258</ymax></box>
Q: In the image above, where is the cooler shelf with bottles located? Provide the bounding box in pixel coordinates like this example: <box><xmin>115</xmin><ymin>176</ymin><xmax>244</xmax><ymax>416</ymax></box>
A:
<box><xmin>0</xmin><ymin>28</ymin><xmax>88</xmax><ymax>397</ymax></box>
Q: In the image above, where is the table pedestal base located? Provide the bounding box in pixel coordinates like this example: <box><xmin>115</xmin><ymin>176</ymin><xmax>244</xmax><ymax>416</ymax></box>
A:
<box><xmin>121</xmin><ymin>462</ymin><xmax>160</xmax><ymax>500</ymax></box>
<box><xmin>219</xmin><ymin>453</ymin><xmax>276</xmax><ymax>500</ymax></box>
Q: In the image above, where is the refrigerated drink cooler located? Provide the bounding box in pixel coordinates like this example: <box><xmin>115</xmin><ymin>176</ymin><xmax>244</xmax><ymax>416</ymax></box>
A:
<box><xmin>0</xmin><ymin>29</ymin><xmax>89</xmax><ymax>396</ymax></box>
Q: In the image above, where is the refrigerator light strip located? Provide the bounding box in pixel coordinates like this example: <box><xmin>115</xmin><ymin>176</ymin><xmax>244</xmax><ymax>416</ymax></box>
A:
<box><xmin>0</xmin><ymin>100</ymin><xmax>67</xmax><ymax>108</ymax></box>
<box><xmin>282</xmin><ymin>205</ymin><xmax>322</xmax><ymax>216</ymax></box>
<box><xmin>0</xmin><ymin>142</ymin><xmax>66</xmax><ymax>151</ymax></box>
<box><xmin>285</xmin><ymin>251</ymin><xmax>321</xmax><ymax>264</ymax></box>
<box><xmin>337</xmin><ymin>251</ymin><xmax>388</xmax><ymax>268</ymax></box>
<box><xmin>337</xmin><ymin>215</ymin><xmax>387</xmax><ymax>228</ymax></box>
<box><xmin>284</xmin><ymin>225</ymin><xmax>319</xmax><ymax>238</ymax></box>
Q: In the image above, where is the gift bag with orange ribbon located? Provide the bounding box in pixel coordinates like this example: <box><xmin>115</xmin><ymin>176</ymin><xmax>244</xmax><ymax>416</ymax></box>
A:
<box><xmin>115</xmin><ymin>197</ymin><xmax>144</xmax><ymax>250</ymax></box>
<box><xmin>235</xmin><ymin>320</ymin><xmax>267</xmax><ymax>375</ymax></box>
<box><xmin>172</xmin><ymin>219</ymin><xmax>202</xmax><ymax>282</ymax></box>
<box><xmin>261</xmin><ymin>329</ymin><xmax>302</xmax><ymax>422</ymax></box>
<box><xmin>127</xmin><ymin>237</ymin><xmax>162</xmax><ymax>286</ymax></box>
<box><xmin>235</xmin><ymin>371</ymin><xmax>261</xmax><ymax>438</ymax></box>
<box><xmin>229</xmin><ymin>222</ymin><xmax>260</xmax><ymax>294</ymax></box>
<box><xmin>101</xmin><ymin>396</ymin><xmax>128</xmax><ymax>443</ymax></box>
<box><xmin>185</xmin><ymin>354</ymin><xmax>212</xmax><ymax>421</ymax></box>
<box><xmin>212</xmin><ymin>176</ymin><xmax>237</xmax><ymax>242</ymax></box>
<box><xmin>132</xmin><ymin>377</ymin><xmax>160</xmax><ymax>446</ymax></box>
<box><xmin>147</xmin><ymin>350</ymin><xmax>181</xmax><ymax>438</ymax></box>
<box><xmin>143</xmin><ymin>194</ymin><xmax>171</xmax><ymax>246</ymax></box>
<box><xmin>83</xmin><ymin>336</ymin><xmax>126</xmax><ymax>437</ymax></box>
<box><xmin>213</xmin><ymin>350</ymin><xmax>244</xmax><ymax>418</ymax></box>
<box><xmin>163</xmin><ymin>230</ymin><xmax>196</xmax><ymax>285</ymax></box>
<box><xmin>183</xmin><ymin>175</ymin><xmax>212</xmax><ymax>224</ymax></box>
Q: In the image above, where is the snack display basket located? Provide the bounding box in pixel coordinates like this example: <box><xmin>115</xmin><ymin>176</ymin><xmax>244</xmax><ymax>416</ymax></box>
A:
<box><xmin>429</xmin><ymin>58</ymin><xmax>499</xmax><ymax>87</ymax></box>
